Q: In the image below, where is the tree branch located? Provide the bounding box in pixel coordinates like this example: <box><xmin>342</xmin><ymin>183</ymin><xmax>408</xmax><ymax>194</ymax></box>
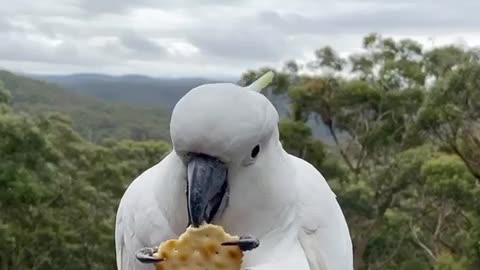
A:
<box><xmin>449</xmin><ymin>140</ymin><xmax>480</xmax><ymax>180</ymax></box>
<box><xmin>373</xmin><ymin>236</ymin><xmax>406</xmax><ymax>270</ymax></box>
<box><xmin>326</xmin><ymin>121</ymin><xmax>357</xmax><ymax>173</ymax></box>
<box><xmin>432</xmin><ymin>124</ymin><xmax>480</xmax><ymax>181</ymax></box>
<box><xmin>433</xmin><ymin>204</ymin><xmax>446</xmax><ymax>242</ymax></box>
<box><xmin>356</xmin><ymin>146</ymin><xmax>368</xmax><ymax>171</ymax></box>
<box><xmin>410</xmin><ymin>222</ymin><xmax>437</xmax><ymax>262</ymax></box>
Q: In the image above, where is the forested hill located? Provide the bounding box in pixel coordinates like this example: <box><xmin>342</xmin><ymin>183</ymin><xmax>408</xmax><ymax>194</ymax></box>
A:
<box><xmin>3</xmin><ymin>70</ymin><xmax>332</xmax><ymax>144</ymax></box>
<box><xmin>3</xmin><ymin>33</ymin><xmax>480</xmax><ymax>270</ymax></box>
<box><xmin>34</xmin><ymin>73</ymin><xmax>220</xmax><ymax>111</ymax></box>
<box><xmin>32</xmin><ymin>73</ymin><xmax>333</xmax><ymax>140</ymax></box>
<box><xmin>0</xmin><ymin>70</ymin><xmax>171</xmax><ymax>142</ymax></box>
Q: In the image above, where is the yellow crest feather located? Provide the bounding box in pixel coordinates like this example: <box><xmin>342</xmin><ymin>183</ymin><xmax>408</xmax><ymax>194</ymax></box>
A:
<box><xmin>246</xmin><ymin>71</ymin><xmax>274</xmax><ymax>92</ymax></box>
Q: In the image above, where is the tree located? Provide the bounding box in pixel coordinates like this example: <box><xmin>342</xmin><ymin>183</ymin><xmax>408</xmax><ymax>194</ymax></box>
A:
<box><xmin>241</xmin><ymin>33</ymin><xmax>480</xmax><ymax>269</ymax></box>
<box><xmin>0</xmin><ymin>82</ymin><xmax>171</xmax><ymax>270</ymax></box>
<box><xmin>2</xmin><ymin>33</ymin><xmax>480</xmax><ymax>270</ymax></box>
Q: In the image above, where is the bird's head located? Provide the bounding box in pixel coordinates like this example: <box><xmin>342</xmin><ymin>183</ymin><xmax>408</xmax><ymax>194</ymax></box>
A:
<box><xmin>169</xmin><ymin>71</ymin><xmax>279</xmax><ymax>227</ymax></box>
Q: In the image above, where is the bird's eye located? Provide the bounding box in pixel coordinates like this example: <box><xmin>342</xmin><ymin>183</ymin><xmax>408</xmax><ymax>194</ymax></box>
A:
<box><xmin>251</xmin><ymin>145</ymin><xmax>260</xmax><ymax>158</ymax></box>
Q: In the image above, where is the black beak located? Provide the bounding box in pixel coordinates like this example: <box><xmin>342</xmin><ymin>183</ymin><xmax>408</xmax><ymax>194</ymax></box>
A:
<box><xmin>187</xmin><ymin>154</ymin><xmax>228</xmax><ymax>227</ymax></box>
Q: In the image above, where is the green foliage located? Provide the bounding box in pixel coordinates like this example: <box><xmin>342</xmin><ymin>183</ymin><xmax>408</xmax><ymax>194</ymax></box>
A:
<box><xmin>434</xmin><ymin>252</ymin><xmax>469</xmax><ymax>270</ymax></box>
<box><xmin>0</xmin><ymin>93</ymin><xmax>170</xmax><ymax>270</ymax></box>
<box><xmin>417</xmin><ymin>61</ymin><xmax>480</xmax><ymax>181</ymax></box>
<box><xmin>309</xmin><ymin>46</ymin><xmax>347</xmax><ymax>71</ymax></box>
<box><xmin>0</xmin><ymin>70</ymin><xmax>171</xmax><ymax>143</ymax></box>
<box><xmin>242</xmin><ymin>33</ymin><xmax>480</xmax><ymax>269</ymax></box>
<box><xmin>0</xmin><ymin>82</ymin><xmax>12</xmax><ymax>114</ymax></box>
<box><xmin>278</xmin><ymin>119</ymin><xmax>338</xmax><ymax>176</ymax></box>
<box><xmin>399</xmin><ymin>258</ymin><xmax>430</xmax><ymax>270</ymax></box>
<box><xmin>424</xmin><ymin>45</ymin><xmax>478</xmax><ymax>78</ymax></box>
<box><xmin>2</xmin><ymin>32</ymin><xmax>480</xmax><ymax>270</ymax></box>
<box><xmin>0</xmin><ymin>81</ymin><xmax>11</xmax><ymax>105</ymax></box>
<box><xmin>422</xmin><ymin>154</ymin><xmax>476</xmax><ymax>202</ymax></box>
<box><xmin>279</xmin><ymin>119</ymin><xmax>312</xmax><ymax>153</ymax></box>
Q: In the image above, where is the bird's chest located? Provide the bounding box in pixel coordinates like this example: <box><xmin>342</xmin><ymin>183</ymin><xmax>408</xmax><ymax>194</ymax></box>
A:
<box><xmin>241</xmin><ymin>221</ymin><xmax>309</xmax><ymax>269</ymax></box>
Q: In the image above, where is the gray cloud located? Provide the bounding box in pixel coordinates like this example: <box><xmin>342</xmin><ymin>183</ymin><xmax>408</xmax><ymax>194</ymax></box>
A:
<box><xmin>0</xmin><ymin>0</ymin><xmax>480</xmax><ymax>77</ymax></box>
<box><xmin>187</xmin><ymin>27</ymin><xmax>295</xmax><ymax>62</ymax></box>
<box><xmin>256</xmin><ymin>2</ymin><xmax>480</xmax><ymax>36</ymax></box>
<box><xmin>118</xmin><ymin>31</ymin><xmax>167</xmax><ymax>58</ymax></box>
<box><xmin>0</xmin><ymin>19</ymin><xmax>13</xmax><ymax>32</ymax></box>
<box><xmin>78</xmin><ymin>0</ymin><xmax>159</xmax><ymax>15</ymax></box>
<box><xmin>0</xmin><ymin>36</ymin><xmax>105</xmax><ymax>65</ymax></box>
<box><xmin>77</xmin><ymin>0</ymin><xmax>248</xmax><ymax>15</ymax></box>
<box><xmin>328</xmin><ymin>2</ymin><xmax>480</xmax><ymax>33</ymax></box>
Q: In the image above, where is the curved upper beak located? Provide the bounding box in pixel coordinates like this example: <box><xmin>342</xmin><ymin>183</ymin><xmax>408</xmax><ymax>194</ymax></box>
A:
<box><xmin>187</xmin><ymin>154</ymin><xmax>228</xmax><ymax>227</ymax></box>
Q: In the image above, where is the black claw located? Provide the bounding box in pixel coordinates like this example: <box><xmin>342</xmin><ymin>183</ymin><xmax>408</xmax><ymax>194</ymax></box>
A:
<box><xmin>135</xmin><ymin>247</ymin><xmax>164</xmax><ymax>264</ymax></box>
<box><xmin>221</xmin><ymin>235</ymin><xmax>259</xmax><ymax>251</ymax></box>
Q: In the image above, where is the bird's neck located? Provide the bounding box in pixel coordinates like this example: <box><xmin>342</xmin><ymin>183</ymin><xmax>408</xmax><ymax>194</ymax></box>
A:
<box><xmin>215</xmin><ymin>140</ymin><xmax>297</xmax><ymax>238</ymax></box>
<box><xmin>152</xmin><ymin>152</ymin><xmax>190</xmax><ymax>236</ymax></box>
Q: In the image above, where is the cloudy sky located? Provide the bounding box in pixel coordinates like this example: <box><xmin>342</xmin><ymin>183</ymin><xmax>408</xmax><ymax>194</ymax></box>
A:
<box><xmin>0</xmin><ymin>0</ymin><xmax>479</xmax><ymax>78</ymax></box>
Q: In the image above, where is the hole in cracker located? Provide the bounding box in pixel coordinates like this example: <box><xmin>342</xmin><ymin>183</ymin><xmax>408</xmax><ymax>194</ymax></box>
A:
<box><xmin>179</xmin><ymin>253</ymin><xmax>188</xmax><ymax>262</ymax></box>
<box><xmin>228</xmin><ymin>250</ymin><xmax>241</xmax><ymax>260</ymax></box>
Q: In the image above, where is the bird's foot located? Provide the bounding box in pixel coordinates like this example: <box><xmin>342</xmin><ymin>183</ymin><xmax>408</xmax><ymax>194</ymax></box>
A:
<box><xmin>222</xmin><ymin>235</ymin><xmax>259</xmax><ymax>251</ymax></box>
<box><xmin>135</xmin><ymin>247</ymin><xmax>164</xmax><ymax>264</ymax></box>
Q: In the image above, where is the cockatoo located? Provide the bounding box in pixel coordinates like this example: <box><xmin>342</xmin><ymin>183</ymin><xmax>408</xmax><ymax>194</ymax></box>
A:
<box><xmin>115</xmin><ymin>71</ymin><xmax>353</xmax><ymax>270</ymax></box>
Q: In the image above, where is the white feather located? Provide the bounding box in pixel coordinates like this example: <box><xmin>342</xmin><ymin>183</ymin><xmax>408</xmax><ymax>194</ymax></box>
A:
<box><xmin>115</xmin><ymin>153</ymin><xmax>188</xmax><ymax>270</ymax></box>
<box><xmin>290</xmin><ymin>155</ymin><xmax>354</xmax><ymax>270</ymax></box>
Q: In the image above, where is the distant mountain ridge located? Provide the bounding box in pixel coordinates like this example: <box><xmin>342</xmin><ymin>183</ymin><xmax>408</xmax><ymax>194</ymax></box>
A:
<box><xmin>32</xmin><ymin>73</ymin><xmax>223</xmax><ymax>111</ymax></box>
<box><xmin>30</xmin><ymin>73</ymin><xmax>333</xmax><ymax>142</ymax></box>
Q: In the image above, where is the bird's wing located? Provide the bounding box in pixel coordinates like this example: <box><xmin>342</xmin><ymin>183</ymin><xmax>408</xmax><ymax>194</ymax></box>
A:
<box><xmin>115</xmin><ymin>204</ymin><xmax>137</xmax><ymax>270</ymax></box>
<box><xmin>115</xmin><ymin>193</ymin><xmax>145</xmax><ymax>270</ymax></box>
<box><xmin>116</xmin><ymin>199</ymin><xmax>175</xmax><ymax>270</ymax></box>
<box><xmin>289</xmin><ymin>155</ymin><xmax>354</xmax><ymax>270</ymax></box>
<box><xmin>115</xmin><ymin>153</ymin><xmax>185</xmax><ymax>270</ymax></box>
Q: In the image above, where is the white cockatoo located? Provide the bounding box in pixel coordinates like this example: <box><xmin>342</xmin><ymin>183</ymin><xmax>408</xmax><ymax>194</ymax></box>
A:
<box><xmin>115</xmin><ymin>71</ymin><xmax>353</xmax><ymax>270</ymax></box>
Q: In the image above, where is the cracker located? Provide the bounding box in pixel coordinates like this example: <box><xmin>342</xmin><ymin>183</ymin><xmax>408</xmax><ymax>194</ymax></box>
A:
<box><xmin>153</xmin><ymin>224</ymin><xmax>243</xmax><ymax>270</ymax></box>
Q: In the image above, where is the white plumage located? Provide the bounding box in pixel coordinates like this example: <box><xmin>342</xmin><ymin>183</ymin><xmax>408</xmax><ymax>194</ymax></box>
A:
<box><xmin>115</xmin><ymin>71</ymin><xmax>353</xmax><ymax>270</ymax></box>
